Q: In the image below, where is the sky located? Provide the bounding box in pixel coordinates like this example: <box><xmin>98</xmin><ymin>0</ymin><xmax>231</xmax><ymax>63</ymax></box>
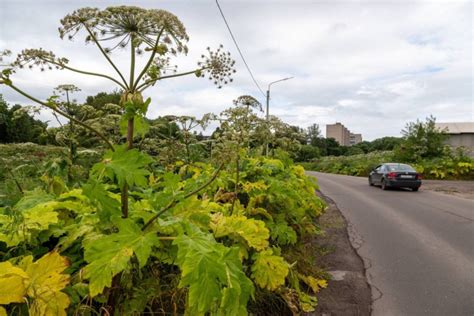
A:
<box><xmin>0</xmin><ymin>0</ymin><xmax>472</xmax><ymax>141</ymax></box>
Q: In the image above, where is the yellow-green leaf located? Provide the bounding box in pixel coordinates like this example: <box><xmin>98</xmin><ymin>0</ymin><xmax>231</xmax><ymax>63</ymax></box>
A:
<box><xmin>251</xmin><ymin>249</ymin><xmax>288</xmax><ymax>291</ymax></box>
<box><xmin>210</xmin><ymin>213</ymin><xmax>269</xmax><ymax>251</ymax></box>
<box><xmin>83</xmin><ymin>218</ymin><xmax>159</xmax><ymax>297</ymax></box>
<box><xmin>0</xmin><ymin>261</ymin><xmax>28</xmax><ymax>304</ymax></box>
<box><xmin>299</xmin><ymin>274</ymin><xmax>328</xmax><ymax>293</ymax></box>
<box><xmin>24</xmin><ymin>252</ymin><xmax>70</xmax><ymax>316</ymax></box>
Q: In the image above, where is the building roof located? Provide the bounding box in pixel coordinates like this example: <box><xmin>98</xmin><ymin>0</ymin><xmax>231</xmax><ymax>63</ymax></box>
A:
<box><xmin>435</xmin><ymin>122</ymin><xmax>474</xmax><ymax>134</ymax></box>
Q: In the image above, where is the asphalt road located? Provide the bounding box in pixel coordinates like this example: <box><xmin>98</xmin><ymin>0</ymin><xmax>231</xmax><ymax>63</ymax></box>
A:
<box><xmin>307</xmin><ymin>171</ymin><xmax>474</xmax><ymax>316</ymax></box>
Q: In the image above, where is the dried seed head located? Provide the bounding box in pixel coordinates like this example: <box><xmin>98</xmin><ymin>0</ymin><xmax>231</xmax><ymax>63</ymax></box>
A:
<box><xmin>54</xmin><ymin>84</ymin><xmax>81</xmax><ymax>96</ymax></box>
<box><xmin>59</xmin><ymin>6</ymin><xmax>189</xmax><ymax>55</ymax></box>
<box><xmin>233</xmin><ymin>95</ymin><xmax>261</xmax><ymax>111</ymax></box>
<box><xmin>0</xmin><ymin>50</ymin><xmax>12</xmax><ymax>64</ymax></box>
<box><xmin>12</xmin><ymin>48</ymin><xmax>69</xmax><ymax>71</ymax></box>
<box><xmin>199</xmin><ymin>45</ymin><xmax>236</xmax><ymax>88</ymax></box>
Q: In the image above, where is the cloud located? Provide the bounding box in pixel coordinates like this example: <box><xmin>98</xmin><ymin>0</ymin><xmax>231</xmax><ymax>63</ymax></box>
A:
<box><xmin>0</xmin><ymin>0</ymin><xmax>471</xmax><ymax>141</ymax></box>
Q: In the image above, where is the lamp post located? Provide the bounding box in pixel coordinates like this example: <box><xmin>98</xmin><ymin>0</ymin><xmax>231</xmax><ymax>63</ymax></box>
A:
<box><xmin>265</xmin><ymin>76</ymin><xmax>293</xmax><ymax>155</ymax></box>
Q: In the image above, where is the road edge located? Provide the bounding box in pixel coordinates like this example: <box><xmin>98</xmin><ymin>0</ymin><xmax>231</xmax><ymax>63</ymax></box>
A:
<box><xmin>312</xmin><ymin>189</ymin><xmax>373</xmax><ymax>315</ymax></box>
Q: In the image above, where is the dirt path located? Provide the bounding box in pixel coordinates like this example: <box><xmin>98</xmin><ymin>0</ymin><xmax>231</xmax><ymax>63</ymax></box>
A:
<box><xmin>421</xmin><ymin>179</ymin><xmax>474</xmax><ymax>199</ymax></box>
<box><xmin>309</xmin><ymin>190</ymin><xmax>372</xmax><ymax>316</ymax></box>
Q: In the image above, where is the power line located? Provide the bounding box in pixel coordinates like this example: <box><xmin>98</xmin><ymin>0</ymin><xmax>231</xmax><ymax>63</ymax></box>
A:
<box><xmin>215</xmin><ymin>0</ymin><xmax>266</xmax><ymax>98</ymax></box>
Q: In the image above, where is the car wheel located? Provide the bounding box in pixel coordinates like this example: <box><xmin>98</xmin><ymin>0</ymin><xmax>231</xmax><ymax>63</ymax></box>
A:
<box><xmin>381</xmin><ymin>179</ymin><xmax>388</xmax><ymax>190</ymax></box>
<box><xmin>368</xmin><ymin>176</ymin><xmax>374</xmax><ymax>186</ymax></box>
<box><xmin>412</xmin><ymin>187</ymin><xmax>419</xmax><ymax>192</ymax></box>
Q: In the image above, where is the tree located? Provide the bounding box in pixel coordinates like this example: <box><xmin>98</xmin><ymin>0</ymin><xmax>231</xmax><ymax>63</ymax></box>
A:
<box><xmin>1</xmin><ymin>6</ymin><xmax>235</xmax><ymax>217</ymax></box>
<box><xmin>296</xmin><ymin>144</ymin><xmax>320</xmax><ymax>162</ymax></box>
<box><xmin>0</xmin><ymin>95</ymin><xmax>9</xmax><ymax>142</ymax></box>
<box><xmin>86</xmin><ymin>90</ymin><xmax>122</xmax><ymax>110</ymax></box>
<box><xmin>306</xmin><ymin>123</ymin><xmax>322</xmax><ymax>146</ymax></box>
<box><xmin>344</xmin><ymin>146</ymin><xmax>364</xmax><ymax>156</ymax></box>
<box><xmin>394</xmin><ymin>115</ymin><xmax>448</xmax><ymax>162</ymax></box>
<box><xmin>324</xmin><ymin>138</ymin><xmax>345</xmax><ymax>156</ymax></box>
<box><xmin>0</xmin><ymin>95</ymin><xmax>47</xmax><ymax>144</ymax></box>
<box><xmin>351</xmin><ymin>141</ymin><xmax>371</xmax><ymax>153</ymax></box>
<box><xmin>367</xmin><ymin>136</ymin><xmax>403</xmax><ymax>152</ymax></box>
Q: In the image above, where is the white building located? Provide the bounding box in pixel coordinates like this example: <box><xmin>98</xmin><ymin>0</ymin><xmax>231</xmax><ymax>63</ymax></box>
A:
<box><xmin>435</xmin><ymin>122</ymin><xmax>474</xmax><ymax>155</ymax></box>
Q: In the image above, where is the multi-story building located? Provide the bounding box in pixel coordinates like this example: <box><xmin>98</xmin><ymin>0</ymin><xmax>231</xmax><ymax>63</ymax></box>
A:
<box><xmin>350</xmin><ymin>133</ymin><xmax>363</xmax><ymax>146</ymax></box>
<box><xmin>326</xmin><ymin>122</ymin><xmax>362</xmax><ymax>146</ymax></box>
<box><xmin>326</xmin><ymin>122</ymin><xmax>350</xmax><ymax>146</ymax></box>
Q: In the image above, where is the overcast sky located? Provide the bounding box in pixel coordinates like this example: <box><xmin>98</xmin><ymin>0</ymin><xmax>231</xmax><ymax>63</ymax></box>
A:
<box><xmin>0</xmin><ymin>0</ymin><xmax>472</xmax><ymax>140</ymax></box>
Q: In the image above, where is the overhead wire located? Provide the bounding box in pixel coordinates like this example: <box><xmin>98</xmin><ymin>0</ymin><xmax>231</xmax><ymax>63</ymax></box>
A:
<box><xmin>215</xmin><ymin>0</ymin><xmax>266</xmax><ymax>98</ymax></box>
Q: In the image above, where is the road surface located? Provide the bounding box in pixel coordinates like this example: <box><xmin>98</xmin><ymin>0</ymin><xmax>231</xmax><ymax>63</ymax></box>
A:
<box><xmin>307</xmin><ymin>171</ymin><xmax>474</xmax><ymax>316</ymax></box>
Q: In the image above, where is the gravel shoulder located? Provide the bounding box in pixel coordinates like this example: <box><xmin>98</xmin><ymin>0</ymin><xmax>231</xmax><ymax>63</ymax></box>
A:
<box><xmin>310</xmin><ymin>190</ymin><xmax>372</xmax><ymax>316</ymax></box>
<box><xmin>421</xmin><ymin>179</ymin><xmax>474</xmax><ymax>199</ymax></box>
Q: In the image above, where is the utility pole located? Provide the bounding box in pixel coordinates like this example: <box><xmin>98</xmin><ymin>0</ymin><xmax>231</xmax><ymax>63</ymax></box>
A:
<box><xmin>265</xmin><ymin>76</ymin><xmax>293</xmax><ymax>156</ymax></box>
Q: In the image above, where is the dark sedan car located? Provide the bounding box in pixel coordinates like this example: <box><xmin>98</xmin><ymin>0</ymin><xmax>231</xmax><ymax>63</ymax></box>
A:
<box><xmin>368</xmin><ymin>163</ymin><xmax>422</xmax><ymax>191</ymax></box>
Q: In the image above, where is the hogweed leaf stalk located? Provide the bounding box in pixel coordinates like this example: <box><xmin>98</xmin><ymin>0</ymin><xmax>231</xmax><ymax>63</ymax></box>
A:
<box><xmin>12</xmin><ymin>48</ymin><xmax>127</xmax><ymax>89</ymax></box>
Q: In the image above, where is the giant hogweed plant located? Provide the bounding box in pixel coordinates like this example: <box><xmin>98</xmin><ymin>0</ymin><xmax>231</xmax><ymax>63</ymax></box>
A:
<box><xmin>0</xmin><ymin>148</ymin><xmax>326</xmax><ymax>315</ymax></box>
<box><xmin>0</xmin><ymin>8</ymin><xmax>328</xmax><ymax>315</ymax></box>
<box><xmin>160</xmin><ymin>114</ymin><xmax>214</xmax><ymax>165</ymax></box>
<box><xmin>216</xmin><ymin>95</ymin><xmax>263</xmax><ymax>212</ymax></box>
<box><xmin>0</xmin><ymin>5</ymin><xmax>235</xmax><ymax>217</ymax></box>
<box><xmin>0</xmin><ymin>100</ymin><xmax>327</xmax><ymax>314</ymax></box>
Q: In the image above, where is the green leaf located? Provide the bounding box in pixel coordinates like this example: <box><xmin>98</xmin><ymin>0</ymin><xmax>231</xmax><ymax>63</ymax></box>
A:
<box><xmin>0</xmin><ymin>191</ymin><xmax>58</xmax><ymax>246</ymax></box>
<box><xmin>140</xmin><ymin>97</ymin><xmax>151</xmax><ymax>114</ymax></box>
<box><xmin>83</xmin><ymin>218</ymin><xmax>160</xmax><ymax>297</ymax></box>
<box><xmin>210</xmin><ymin>213</ymin><xmax>269</xmax><ymax>251</ymax></box>
<box><xmin>251</xmin><ymin>249</ymin><xmax>289</xmax><ymax>291</ymax></box>
<box><xmin>91</xmin><ymin>145</ymin><xmax>153</xmax><ymax>189</ymax></box>
<box><xmin>0</xmin><ymin>187</ymin><xmax>99</xmax><ymax>247</ymax></box>
<box><xmin>267</xmin><ymin>219</ymin><xmax>297</xmax><ymax>245</ymax></box>
<box><xmin>174</xmin><ymin>228</ymin><xmax>253</xmax><ymax>316</ymax></box>
<box><xmin>119</xmin><ymin>115</ymin><xmax>149</xmax><ymax>138</ymax></box>
<box><xmin>57</xmin><ymin>217</ymin><xmax>97</xmax><ymax>251</ymax></box>
<box><xmin>82</xmin><ymin>179</ymin><xmax>121</xmax><ymax>221</ymax></box>
<box><xmin>298</xmin><ymin>292</ymin><xmax>318</xmax><ymax>313</ymax></box>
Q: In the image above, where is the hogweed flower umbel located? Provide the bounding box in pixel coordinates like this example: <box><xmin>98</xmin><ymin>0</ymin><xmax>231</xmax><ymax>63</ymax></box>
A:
<box><xmin>12</xmin><ymin>6</ymin><xmax>236</xmax><ymax>92</ymax></box>
<box><xmin>59</xmin><ymin>6</ymin><xmax>189</xmax><ymax>55</ymax></box>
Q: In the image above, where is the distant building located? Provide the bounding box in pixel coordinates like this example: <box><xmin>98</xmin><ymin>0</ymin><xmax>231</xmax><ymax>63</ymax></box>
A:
<box><xmin>435</xmin><ymin>122</ymin><xmax>474</xmax><ymax>155</ymax></box>
<box><xmin>350</xmin><ymin>133</ymin><xmax>363</xmax><ymax>146</ymax></box>
<box><xmin>326</xmin><ymin>122</ymin><xmax>362</xmax><ymax>146</ymax></box>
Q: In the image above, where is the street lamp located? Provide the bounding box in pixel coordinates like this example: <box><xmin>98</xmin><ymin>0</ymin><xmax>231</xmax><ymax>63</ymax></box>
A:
<box><xmin>265</xmin><ymin>76</ymin><xmax>293</xmax><ymax>155</ymax></box>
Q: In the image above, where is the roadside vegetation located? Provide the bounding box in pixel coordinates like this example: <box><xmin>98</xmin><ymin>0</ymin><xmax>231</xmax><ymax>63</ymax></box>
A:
<box><xmin>0</xmin><ymin>6</ymin><xmax>328</xmax><ymax>315</ymax></box>
<box><xmin>301</xmin><ymin>117</ymin><xmax>474</xmax><ymax>180</ymax></box>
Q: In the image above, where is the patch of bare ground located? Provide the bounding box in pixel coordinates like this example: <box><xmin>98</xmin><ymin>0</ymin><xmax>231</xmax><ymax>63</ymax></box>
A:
<box><xmin>306</xmin><ymin>190</ymin><xmax>372</xmax><ymax>316</ymax></box>
<box><xmin>421</xmin><ymin>179</ymin><xmax>474</xmax><ymax>199</ymax></box>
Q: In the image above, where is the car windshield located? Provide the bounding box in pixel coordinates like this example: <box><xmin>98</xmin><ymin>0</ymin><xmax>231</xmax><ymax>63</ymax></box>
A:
<box><xmin>386</xmin><ymin>164</ymin><xmax>415</xmax><ymax>172</ymax></box>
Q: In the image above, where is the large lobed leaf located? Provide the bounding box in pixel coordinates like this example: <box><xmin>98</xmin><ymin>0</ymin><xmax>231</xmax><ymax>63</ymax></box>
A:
<box><xmin>0</xmin><ymin>189</ymin><xmax>89</xmax><ymax>247</ymax></box>
<box><xmin>0</xmin><ymin>262</ymin><xmax>28</xmax><ymax>304</ymax></box>
<box><xmin>22</xmin><ymin>252</ymin><xmax>71</xmax><ymax>316</ymax></box>
<box><xmin>83</xmin><ymin>218</ymin><xmax>160</xmax><ymax>297</ymax></box>
<box><xmin>91</xmin><ymin>145</ymin><xmax>154</xmax><ymax>188</ymax></box>
<box><xmin>210</xmin><ymin>213</ymin><xmax>269</xmax><ymax>251</ymax></box>
<box><xmin>174</xmin><ymin>229</ymin><xmax>254</xmax><ymax>316</ymax></box>
<box><xmin>251</xmin><ymin>249</ymin><xmax>289</xmax><ymax>291</ymax></box>
<box><xmin>0</xmin><ymin>251</ymin><xmax>70</xmax><ymax>316</ymax></box>
<box><xmin>266</xmin><ymin>218</ymin><xmax>297</xmax><ymax>245</ymax></box>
